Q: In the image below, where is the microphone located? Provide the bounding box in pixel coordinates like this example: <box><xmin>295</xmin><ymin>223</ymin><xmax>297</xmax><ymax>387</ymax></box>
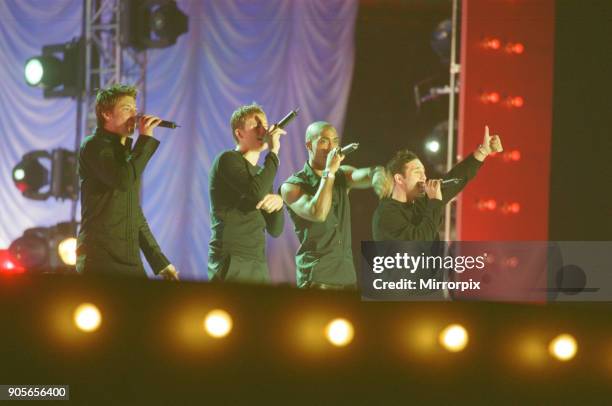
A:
<box><xmin>136</xmin><ymin>114</ymin><xmax>180</xmax><ymax>129</ymax></box>
<box><xmin>158</xmin><ymin>120</ymin><xmax>180</xmax><ymax>129</ymax></box>
<box><xmin>275</xmin><ymin>108</ymin><xmax>299</xmax><ymax>129</ymax></box>
<box><xmin>340</xmin><ymin>143</ymin><xmax>360</xmax><ymax>155</ymax></box>
<box><xmin>441</xmin><ymin>178</ymin><xmax>462</xmax><ymax>188</ymax></box>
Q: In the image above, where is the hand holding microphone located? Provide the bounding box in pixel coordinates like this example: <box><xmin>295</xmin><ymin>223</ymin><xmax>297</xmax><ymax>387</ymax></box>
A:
<box><xmin>423</xmin><ymin>179</ymin><xmax>443</xmax><ymax>201</ymax></box>
<box><xmin>138</xmin><ymin>115</ymin><xmax>163</xmax><ymax>136</ymax></box>
<box><xmin>136</xmin><ymin>114</ymin><xmax>180</xmax><ymax>136</ymax></box>
<box><xmin>265</xmin><ymin>108</ymin><xmax>299</xmax><ymax>155</ymax></box>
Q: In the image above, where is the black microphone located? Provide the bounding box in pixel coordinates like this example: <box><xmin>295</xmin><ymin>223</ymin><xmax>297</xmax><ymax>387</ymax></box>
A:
<box><xmin>340</xmin><ymin>143</ymin><xmax>359</xmax><ymax>155</ymax></box>
<box><xmin>158</xmin><ymin>120</ymin><xmax>180</xmax><ymax>129</ymax></box>
<box><xmin>275</xmin><ymin>108</ymin><xmax>299</xmax><ymax>129</ymax></box>
<box><xmin>441</xmin><ymin>178</ymin><xmax>462</xmax><ymax>188</ymax></box>
<box><xmin>136</xmin><ymin>114</ymin><xmax>180</xmax><ymax>129</ymax></box>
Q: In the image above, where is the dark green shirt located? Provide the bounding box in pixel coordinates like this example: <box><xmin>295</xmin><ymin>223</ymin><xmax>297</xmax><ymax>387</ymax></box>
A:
<box><xmin>372</xmin><ymin>154</ymin><xmax>483</xmax><ymax>241</ymax></box>
<box><xmin>208</xmin><ymin>150</ymin><xmax>284</xmax><ymax>281</ymax></box>
<box><xmin>76</xmin><ymin>128</ymin><xmax>170</xmax><ymax>275</ymax></box>
<box><xmin>284</xmin><ymin>163</ymin><xmax>355</xmax><ymax>287</ymax></box>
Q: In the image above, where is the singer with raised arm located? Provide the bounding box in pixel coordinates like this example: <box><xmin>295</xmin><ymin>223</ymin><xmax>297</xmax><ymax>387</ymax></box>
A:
<box><xmin>281</xmin><ymin>121</ymin><xmax>385</xmax><ymax>289</ymax></box>
<box><xmin>76</xmin><ymin>84</ymin><xmax>178</xmax><ymax>280</ymax></box>
<box><xmin>372</xmin><ymin>126</ymin><xmax>503</xmax><ymax>241</ymax></box>
<box><xmin>208</xmin><ymin>103</ymin><xmax>287</xmax><ymax>283</ymax></box>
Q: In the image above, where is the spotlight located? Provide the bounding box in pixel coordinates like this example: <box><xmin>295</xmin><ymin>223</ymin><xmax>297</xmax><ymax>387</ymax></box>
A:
<box><xmin>9</xmin><ymin>222</ymin><xmax>78</xmax><ymax>273</ymax></box>
<box><xmin>12</xmin><ymin>151</ymin><xmax>51</xmax><ymax>200</ymax></box>
<box><xmin>0</xmin><ymin>249</ymin><xmax>26</xmax><ymax>275</ymax></box>
<box><xmin>58</xmin><ymin>238</ymin><xmax>77</xmax><ymax>266</ymax></box>
<box><xmin>477</xmin><ymin>199</ymin><xmax>497</xmax><ymax>211</ymax></box>
<box><xmin>549</xmin><ymin>334</ymin><xmax>577</xmax><ymax>361</ymax></box>
<box><xmin>12</xmin><ymin>148</ymin><xmax>77</xmax><ymax>201</ymax></box>
<box><xmin>425</xmin><ymin>140</ymin><xmax>441</xmax><ymax>153</ymax></box>
<box><xmin>431</xmin><ymin>19</ymin><xmax>452</xmax><ymax>65</ymax></box>
<box><xmin>481</xmin><ymin>91</ymin><xmax>500</xmax><ymax>104</ymax></box>
<box><xmin>505</xmin><ymin>42</ymin><xmax>525</xmax><ymax>55</ymax></box>
<box><xmin>204</xmin><ymin>309</ymin><xmax>233</xmax><ymax>338</ymax></box>
<box><xmin>73</xmin><ymin>303</ymin><xmax>102</xmax><ymax>333</ymax></box>
<box><xmin>506</xmin><ymin>96</ymin><xmax>525</xmax><ymax>108</ymax></box>
<box><xmin>24</xmin><ymin>37</ymin><xmax>83</xmax><ymax>98</ymax></box>
<box><xmin>24</xmin><ymin>58</ymin><xmax>46</xmax><ymax>86</ymax></box>
<box><xmin>325</xmin><ymin>318</ymin><xmax>354</xmax><ymax>347</ymax></box>
<box><xmin>120</xmin><ymin>0</ymin><xmax>189</xmax><ymax>50</ymax></box>
<box><xmin>481</xmin><ymin>37</ymin><xmax>501</xmax><ymax>50</ymax></box>
<box><xmin>439</xmin><ymin>324</ymin><xmax>468</xmax><ymax>352</ymax></box>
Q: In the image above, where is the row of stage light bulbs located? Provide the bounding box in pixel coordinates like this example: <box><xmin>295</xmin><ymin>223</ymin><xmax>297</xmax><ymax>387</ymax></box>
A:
<box><xmin>72</xmin><ymin>303</ymin><xmax>577</xmax><ymax>361</ymax></box>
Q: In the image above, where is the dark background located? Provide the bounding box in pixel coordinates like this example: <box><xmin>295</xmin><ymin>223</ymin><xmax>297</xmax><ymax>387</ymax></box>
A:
<box><xmin>549</xmin><ymin>0</ymin><xmax>612</xmax><ymax>240</ymax></box>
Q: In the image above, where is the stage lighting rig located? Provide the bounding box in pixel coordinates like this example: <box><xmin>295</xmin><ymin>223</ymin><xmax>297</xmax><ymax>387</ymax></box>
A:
<box><xmin>24</xmin><ymin>37</ymin><xmax>84</xmax><ymax>98</ymax></box>
<box><xmin>120</xmin><ymin>0</ymin><xmax>189</xmax><ymax>50</ymax></box>
<box><xmin>12</xmin><ymin>148</ymin><xmax>77</xmax><ymax>201</ymax></box>
<box><xmin>9</xmin><ymin>222</ymin><xmax>78</xmax><ymax>274</ymax></box>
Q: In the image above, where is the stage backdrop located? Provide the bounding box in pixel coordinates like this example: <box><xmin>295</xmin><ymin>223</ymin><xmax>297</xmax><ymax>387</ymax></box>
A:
<box><xmin>0</xmin><ymin>0</ymin><xmax>358</xmax><ymax>282</ymax></box>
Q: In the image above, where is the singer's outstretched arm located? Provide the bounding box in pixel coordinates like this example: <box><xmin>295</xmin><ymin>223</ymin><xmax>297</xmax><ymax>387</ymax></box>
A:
<box><xmin>342</xmin><ymin>165</ymin><xmax>385</xmax><ymax>189</ymax></box>
<box><xmin>441</xmin><ymin>125</ymin><xmax>503</xmax><ymax>203</ymax></box>
<box><xmin>440</xmin><ymin>155</ymin><xmax>483</xmax><ymax>204</ymax></box>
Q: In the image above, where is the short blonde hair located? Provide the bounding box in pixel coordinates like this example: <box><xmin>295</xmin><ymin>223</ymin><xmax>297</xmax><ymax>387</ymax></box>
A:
<box><xmin>230</xmin><ymin>103</ymin><xmax>265</xmax><ymax>143</ymax></box>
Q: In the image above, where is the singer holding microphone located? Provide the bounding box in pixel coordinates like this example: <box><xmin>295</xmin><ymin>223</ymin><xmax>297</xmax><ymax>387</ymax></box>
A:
<box><xmin>76</xmin><ymin>84</ymin><xmax>178</xmax><ymax>280</ymax></box>
<box><xmin>281</xmin><ymin>121</ymin><xmax>385</xmax><ymax>289</ymax></box>
<box><xmin>372</xmin><ymin>126</ymin><xmax>503</xmax><ymax>241</ymax></box>
<box><xmin>207</xmin><ymin>103</ymin><xmax>286</xmax><ymax>283</ymax></box>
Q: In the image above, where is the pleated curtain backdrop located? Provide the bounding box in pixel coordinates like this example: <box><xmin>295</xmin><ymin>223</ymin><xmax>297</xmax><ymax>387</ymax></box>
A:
<box><xmin>0</xmin><ymin>0</ymin><xmax>357</xmax><ymax>282</ymax></box>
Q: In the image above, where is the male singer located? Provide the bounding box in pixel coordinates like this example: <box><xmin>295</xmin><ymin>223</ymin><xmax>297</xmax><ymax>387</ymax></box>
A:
<box><xmin>372</xmin><ymin>126</ymin><xmax>503</xmax><ymax>241</ymax></box>
<box><xmin>76</xmin><ymin>84</ymin><xmax>178</xmax><ymax>280</ymax></box>
<box><xmin>281</xmin><ymin>121</ymin><xmax>385</xmax><ymax>289</ymax></box>
<box><xmin>208</xmin><ymin>103</ymin><xmax>286</xmax><ymax>283</ymax></box>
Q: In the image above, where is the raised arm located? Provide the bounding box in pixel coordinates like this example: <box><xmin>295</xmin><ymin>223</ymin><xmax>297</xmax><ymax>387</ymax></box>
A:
<box><xmin>342</xmin><ymin>165</ymin><xmax>386</xmax><ymax>190</ymax></box>
<box><xmin>442</xmin><ymin>125</ymin><xmax>503</xmax><ymax>203</ymax></box>
<box><xmin>280</xmin><ymin>148</ymin><xmax>344</xmax><ymax>223</ymax></box>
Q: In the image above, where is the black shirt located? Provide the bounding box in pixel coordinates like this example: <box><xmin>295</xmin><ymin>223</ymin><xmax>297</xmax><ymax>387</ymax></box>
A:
<box><xmin>76</xmin><ymin>127</ymin><xmax>170</xmax><ymax>275</ymax></box>
<box><xmin>372</xmin><ymin>155</ymin><xmax>483</xmax><ymax>241</ymax></box>
<box><xmin>284</xmin><ymin>163</ymin><xmax>355</xmax><ymax>287</ymax></box>
<box><xmin>208</xmin><ymin>150</ymin><xmax>284</xmax><ymax>280</ymax></box>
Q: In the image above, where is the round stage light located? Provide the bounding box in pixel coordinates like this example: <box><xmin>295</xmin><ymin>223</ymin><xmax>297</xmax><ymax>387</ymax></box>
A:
<box><xmin>426</xmin><ymin>140</ymin><xmax>441</xmax><ymax>153</ymax></box>
<box><xmin>12</xmin><ymin>154</ymin><xmax>49</xmax><ymax>197</ymax></box>
<box><xmin>9</xmin><ymin>232</ymin><xmax>49</xmax><ymax>270</ymax></box>
<box><xmin>325</xmin><ymin>318</ymin><xmax>354</xmax><ymax>347</ymax></box>
<box><xmin>204</xmin><ymin>309</ymin><xmax>233</xmax><ymax>338</ymax></box>
<box><xmin>73</xmin><ymin>303</ymin><xmax>102</xmax><ymax>332</ymax></box>
<box><xmin>13</xmin><ymin>168</ymin><xmax>26</xmax><ymax>181</ymax></box>
<box><xmin>24</xmin><ymin>58</ymin><xmax>44</xmax><ymax>86</ymax></box>
<box><xmin>549</xmin><ymin>334</ymin><xmax>577</xmax><ymax>361</ymax></box>
<box><xmin>439</xmin><ymin>324</ymin><xmax>469</xmax><ymax>352</ymax></box>
<box><xmin>58</xmin><ymin>237</ymin><xmax>77</xmax><ymax>266</ymax></box>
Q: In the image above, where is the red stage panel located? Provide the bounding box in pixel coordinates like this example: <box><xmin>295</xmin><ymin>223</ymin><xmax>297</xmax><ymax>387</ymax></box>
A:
<box><xmin>457</xmin><ymin>0</ymin><xmax>555</xmax><ymax>240</ymax></box>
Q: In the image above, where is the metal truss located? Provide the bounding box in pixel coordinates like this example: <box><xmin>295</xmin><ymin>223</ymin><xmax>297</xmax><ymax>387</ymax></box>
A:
<box><xmin>82</xmin><ymin>0</ymin><xmax>147</xmax><ymax>135</ymax></box>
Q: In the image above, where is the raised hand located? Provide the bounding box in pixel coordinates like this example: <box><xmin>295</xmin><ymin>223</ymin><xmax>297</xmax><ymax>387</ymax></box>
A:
<box><xmin>424</xmin><ymin>179</ymin><xmax>442</xmax><ymax>201</ymax></box>
<box><xmin>139</xmin><ymin>115</ymin><xmax>162</xmax><ymax>137</ymax></box>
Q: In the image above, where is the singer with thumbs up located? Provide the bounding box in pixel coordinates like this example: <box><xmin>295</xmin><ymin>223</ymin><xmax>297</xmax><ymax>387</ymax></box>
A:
<box><xmin>372</xmin><ymin>125</ymin><xmax>503</xmax><ymax>241</ymax></box>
